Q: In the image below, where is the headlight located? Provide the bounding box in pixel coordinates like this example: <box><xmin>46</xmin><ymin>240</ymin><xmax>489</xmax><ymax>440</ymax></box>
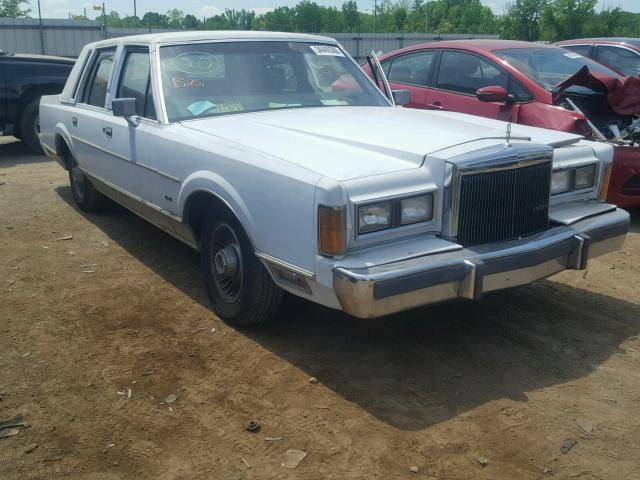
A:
<box><xmin>358</xmin><ymin>202</ymin><xmax>391</xmax><ymax>233</ymax></box>
<box><xmin>551</xmin><ymin>163</ymin><xmax>598</xmax><ymax>195</ymax></box>
<box><xmin>401</xmin><ymin>194</ymin><xmax>434</xmax><ymax>225</ymax></box>
<box><xmin>575</xmin><ymin>164</ymin><xmax>596</xmax><ymax>190</ymax></box>
<box><xmin>551</xmin><ymin>169</ymin><xmax>572</xmax><ymax>195</ymax></box>
<box><xmin>357</xmin><ymin>193</ymin><xmax>435</xmax><ymax>235</ymax></box>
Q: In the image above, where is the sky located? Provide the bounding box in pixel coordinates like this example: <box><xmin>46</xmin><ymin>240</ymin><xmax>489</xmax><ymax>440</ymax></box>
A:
<box><xmin>38</xmin><ymin>0</ymin><xmax>640</xmax><ymax>21</ymax></box>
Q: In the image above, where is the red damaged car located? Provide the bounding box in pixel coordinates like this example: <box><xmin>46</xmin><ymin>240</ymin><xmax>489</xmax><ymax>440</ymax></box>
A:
<box><xmin>365</xmin><ymin>40</ymin><xmax>640</xmax><ymax>207</ymax></box>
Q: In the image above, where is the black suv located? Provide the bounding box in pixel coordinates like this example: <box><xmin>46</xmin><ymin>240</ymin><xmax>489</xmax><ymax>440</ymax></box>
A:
<box><xmin>0</xmin><ymin>51</ymin><xmax>75</xmax><ymax>154</ymax></box>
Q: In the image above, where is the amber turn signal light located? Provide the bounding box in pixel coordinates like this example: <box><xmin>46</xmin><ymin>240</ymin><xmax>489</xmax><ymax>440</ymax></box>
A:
<box><xmin>318</xmin><ymin>205</ymin><xmax>346</xmax><ymax>256</ymax></box>
<box><xmin>599</xmin><ymin>163</ymin><xmax>612</xmax><ymax>202</ymax></box>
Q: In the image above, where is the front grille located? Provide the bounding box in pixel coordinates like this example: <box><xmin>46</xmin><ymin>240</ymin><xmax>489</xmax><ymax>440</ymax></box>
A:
<box><xmin>456</xmin><ymin>161</ymin><xmax>552</xmax><ymax>247</ymax></box>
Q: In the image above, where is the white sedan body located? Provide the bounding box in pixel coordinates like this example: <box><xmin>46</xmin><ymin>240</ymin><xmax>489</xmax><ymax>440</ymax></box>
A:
<box><xmin>39</xmin><ymin>31</ymin><xmax>629</xmax><ymax>320</ymax></box>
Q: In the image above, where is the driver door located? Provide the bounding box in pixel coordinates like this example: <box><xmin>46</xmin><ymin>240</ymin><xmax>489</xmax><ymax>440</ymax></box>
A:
<box><xmin>426</xmin><ymin>50</ymin><xmax>515</xmax><ymax>122</ymax></box>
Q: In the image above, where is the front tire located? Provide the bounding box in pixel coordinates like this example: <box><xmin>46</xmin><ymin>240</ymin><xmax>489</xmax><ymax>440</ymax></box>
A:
<box><xmin>68</xmin><ymin>156</ymin><xmax>108</xmax><ymax>212</ymax></box>
<box><xmin>19</xmin><ymin>99</ymin><xmax>44</xmax><ymax>154</ymax></box>
<box><xmin>201</xmin><ymin>214</ymin><xmax>283</xmax><ymax>326</ymax></box>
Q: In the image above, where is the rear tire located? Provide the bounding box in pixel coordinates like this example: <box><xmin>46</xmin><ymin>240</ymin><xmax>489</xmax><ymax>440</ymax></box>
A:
<box><xmin>68</xmin><ymin>155</ymin><xmax>108</xmax><ymax>212</ymax></box>
<box><xmin>19</xmin><ymin>98</ymin><xmax>44</xmax><ymax>154</ymax></box>
<box><xmin>201</xmin><ymin>213</ymin><xmax>283</xmax><ymax>326</ymax></box>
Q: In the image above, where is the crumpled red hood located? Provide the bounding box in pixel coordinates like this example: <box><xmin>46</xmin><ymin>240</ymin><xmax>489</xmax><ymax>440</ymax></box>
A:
<box><xmin>556</xmin><ymin>66</ymin><xmax>640</xmax><ymax>116</ymax></box>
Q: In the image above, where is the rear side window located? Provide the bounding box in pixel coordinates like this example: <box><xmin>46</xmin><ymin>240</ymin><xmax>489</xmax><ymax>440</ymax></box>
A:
<box><xmin>437</xmin><ymin>50</ymin><xmax>508</xmax><ymax>95</ymax></box>
<box><xmin>597</xmin><ymin>46</ymin><xmax>640</xmax><ymax>76</ymax></box>
<box><xmin>564</xmin><ymin>45</ymin><xmax>591</xmax><ymax>57</ymax></box>
<box><xmin>83</xmin><ymin>49</ymin><xmax>116</xmax><ymax>108</ymax></box>
<box><xmin>387</xmin><ymin>51</ymin><xmax>436</xmax><ymax>86</ymax></box>
<box><xmin>116</xmin><ymin>51</ymin><xmax>156</xmax><ymax>119</ymax></box>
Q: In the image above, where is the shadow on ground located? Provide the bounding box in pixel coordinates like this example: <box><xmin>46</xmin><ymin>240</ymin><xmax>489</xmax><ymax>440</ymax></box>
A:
<box><xmin>0</xmin><ymin>137</ymin><xmax>50</xmax><ymax>167</ymax></box>
<box><xmin>55</xmin><ymin>185</ymin><xmax>640</xmax><ymax>430</ymax></box>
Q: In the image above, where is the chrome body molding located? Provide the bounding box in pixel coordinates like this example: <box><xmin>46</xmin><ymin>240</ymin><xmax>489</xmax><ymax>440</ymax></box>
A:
<box><xmin>70</xmin><ymin>135</ymin><xmax>181</xmax><ymax>183</ymax></box>
<box><xmin>255</xmin><ymin>251</ymin><xmax>315</xmax><ymax>279</ymax></box>
<box><xmin>86</xmin><ymin>172</ymin><xmax>198</xmax><ymax>249</ymax></box>
<box><xmin>441</xmin><ymin>142</ymin><xmax>554</xmax><ymax>240</ymax></box>
<box><xmin>333</xmin><ymin>207</ymin><xmax>629</xmax><ymax>319</ymax></box>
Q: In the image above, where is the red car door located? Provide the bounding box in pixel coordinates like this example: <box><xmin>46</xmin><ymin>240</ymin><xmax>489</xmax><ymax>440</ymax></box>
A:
<box><xmin>425</xmin><ymin>49</ymin><xmax>516</xmax><ymax>122</ymax></box>
<box><xmin>380</xmin><ymin>50</ymin><xmax>436</xmax><ymax>108</ymax></box>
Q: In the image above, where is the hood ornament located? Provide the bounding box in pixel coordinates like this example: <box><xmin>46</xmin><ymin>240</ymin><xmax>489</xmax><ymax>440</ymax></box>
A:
<box><xmin>505</xmin><ymin>123</ymin><xmax>512</xmax><ymax>147</ymax></box>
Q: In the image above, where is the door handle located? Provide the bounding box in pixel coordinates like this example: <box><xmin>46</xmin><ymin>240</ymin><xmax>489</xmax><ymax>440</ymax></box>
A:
<box><xmin>426</xmin><ymin>102</ymin><xmax>444</xmax><ymax>110</ymax></box>
<box><xmin>102</xmin><ymin>126</ymin><xmax>112</xmax><ymax>138</ymax></box>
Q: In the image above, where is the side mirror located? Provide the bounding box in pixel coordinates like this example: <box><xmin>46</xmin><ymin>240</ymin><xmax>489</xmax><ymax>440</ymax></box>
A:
<box><xmin>476</xmin><ymin>86</ymin><xmax>511</xmax><ymax>103</ymax></box>
<box><xmin>392</xmin><ymin>89</ymin><xmax>411</xmax><ymax>106</ymax></box>
<box><xmin>112</xmin><ymin>98</ymin><xmax>137</xmax><ymax>118</ymax></box>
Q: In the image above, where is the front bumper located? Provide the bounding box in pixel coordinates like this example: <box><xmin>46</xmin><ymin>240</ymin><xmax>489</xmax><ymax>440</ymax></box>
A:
<box><xmin>333</xmin><ymin>207</ymin><xmax>629</xmax><ymax>318</ymax></box>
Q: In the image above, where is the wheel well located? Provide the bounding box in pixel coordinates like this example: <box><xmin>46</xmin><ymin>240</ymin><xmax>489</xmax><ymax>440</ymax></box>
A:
<box><xmin>16</xmin><ymin>84</ymin><xmax>62</xmax><ymax>134</ymax></box>
<box><xmin>55</xmin><ymin>135</ymin><xmax>72</xmax><ymax>170</ymax></box>
<box><xmin>185</xmin><ymin>191</ymin><xmax>239</xmax><ymax>244</ymax></box>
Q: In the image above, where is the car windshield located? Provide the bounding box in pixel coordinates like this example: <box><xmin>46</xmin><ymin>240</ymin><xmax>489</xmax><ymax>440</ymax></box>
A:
<box><xmin>159</xmin><ymin>41</ymin><xmax>389</xmax><ymax>121</ymax></box>
<box><xmin>494</xmin><ymin>47</ymin><xmax>621</xmax><ymax>91</ymax></box>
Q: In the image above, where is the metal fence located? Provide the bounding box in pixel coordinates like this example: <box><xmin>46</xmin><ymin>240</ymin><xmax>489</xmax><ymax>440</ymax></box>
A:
<box><xmin>0</xmin><ymin>17</ymin><xmax>498</xmax><ymax>59</ymax></box>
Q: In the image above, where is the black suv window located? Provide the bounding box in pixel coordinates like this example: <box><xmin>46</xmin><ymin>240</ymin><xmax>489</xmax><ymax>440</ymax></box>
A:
<box><xmin>387</xmin><ymin>50</ymin><xmax>436</xmax><ymax>86</ymax></box>
<box><xmin>437</xmin><ymin>50</ymin><xmax>508</xmax><ymax>95</ymax></box>
<box><xmin>116</xmin><ymin>51</ymin><xmax>156</xmax><ymax>119</ymax></box>
<box><xmin>83</xmin><ymin>49</ymin><xmax>116</xmax><ymax>108</ymax></box>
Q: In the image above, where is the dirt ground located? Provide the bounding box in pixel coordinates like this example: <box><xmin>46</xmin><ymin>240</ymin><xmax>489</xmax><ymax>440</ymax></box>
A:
<box><xmin>1</xmin><ymin>136</ymin><xmax>639</xmax><ymax>480</ymax></box>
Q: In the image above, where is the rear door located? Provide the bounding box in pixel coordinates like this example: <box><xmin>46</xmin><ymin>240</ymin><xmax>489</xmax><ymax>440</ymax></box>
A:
<box><xmin>425</xmin><ymin>49</ymin><xmax>516</xmax><ymax>122</ymax></box>
<box><xmin>380</xmin><ymin>50</ymin><xmax>437</xmax><ymax>108</ymax></box>
<box><xmin>73</xmin><ymin>47</ymin><xmax>139</xmax><ymax>189</ymax></box>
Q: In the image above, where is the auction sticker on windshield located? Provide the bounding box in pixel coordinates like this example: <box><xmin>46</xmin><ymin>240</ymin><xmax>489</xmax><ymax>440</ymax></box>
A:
<box><xmin>309</xmin><ymin>45</ymin><xmax>344</xmax><ymax>56</ymax></box>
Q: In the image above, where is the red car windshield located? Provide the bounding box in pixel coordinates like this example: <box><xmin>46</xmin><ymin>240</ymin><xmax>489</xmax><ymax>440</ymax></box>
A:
<box><xmin>494</xmin><ymin>47</ymin><xmax>621</xmax><ymax>91</ymax></box>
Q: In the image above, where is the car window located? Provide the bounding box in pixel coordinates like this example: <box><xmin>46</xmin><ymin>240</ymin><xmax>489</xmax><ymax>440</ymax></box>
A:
<box><xmin>159</xmin><ymin>41</ymin><xmax>388</xmax><ymax>122</ymax></box>
<box><xmin>387</xmin><ymin>51</ymin><xmax>435</xmax><ymax>86</ymax></box>
<box><xmin>437</xmin><ymin>50</ymin><xmax>508</xmax><ymax>95</ymax></box>
<box><xmin>564</xmin><ymin>45</ymin><xmax>591</xmax><ymax>57</ymax></box>
<box><xmin>508</xmin><ymin>76</ymin><xmax>533</xmax><ymax>102</ymax></box>
<box><xmin>495</xmin><ymin>47</ymin><xmax>621</xmax><ymax>91</ymax></box>
<box><xmin>597</xmin><ymin>46</ymin><xmax>640</xmax><ymax>76</ymax></box>
<box><xmin>116</xmin><ymin>51</ymin><xmax>156</xmax><ymax>120</ymax></box>
<box><xmin>84</xmin><ymin>49</ymin><xmax>116</xmax><ymax>108</ymax></box>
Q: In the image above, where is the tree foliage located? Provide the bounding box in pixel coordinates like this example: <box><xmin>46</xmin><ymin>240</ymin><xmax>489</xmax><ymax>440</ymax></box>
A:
<box><xmin>0</xmin><ymin>0</ymin><xmax>30</xmax><ymax>17</ymax></box>
<box><xmin>29</xmin><ymin>0</ymin><xmax>640</xmax><ymax>42</ymax></box>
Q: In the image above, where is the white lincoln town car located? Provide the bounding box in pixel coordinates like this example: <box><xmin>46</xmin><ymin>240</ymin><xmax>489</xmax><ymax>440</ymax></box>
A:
<box><xmin>39</xmin><ymin>32</ymin><xmax>629</xmax><ymax>325</ymax></box>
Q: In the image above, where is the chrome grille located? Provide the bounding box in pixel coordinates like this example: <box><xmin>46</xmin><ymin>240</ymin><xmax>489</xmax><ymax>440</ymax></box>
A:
<box><xmin>456</xmin><ymin>160</ymin><xmax>552</xmax><ymax>247</ymax></box>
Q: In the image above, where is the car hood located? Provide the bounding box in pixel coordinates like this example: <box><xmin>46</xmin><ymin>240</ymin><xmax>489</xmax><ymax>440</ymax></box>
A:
<box><xmin>181</xmin><ymin>106</ymin><xmax>581</xmax><ymax>182</ymax></box>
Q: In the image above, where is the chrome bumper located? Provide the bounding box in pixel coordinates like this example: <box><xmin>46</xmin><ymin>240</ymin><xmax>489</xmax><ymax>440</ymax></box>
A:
<box><xmin>333</xmin><ymin>208</ymin><xmax>630</xmax><ymax>318</ymax></box>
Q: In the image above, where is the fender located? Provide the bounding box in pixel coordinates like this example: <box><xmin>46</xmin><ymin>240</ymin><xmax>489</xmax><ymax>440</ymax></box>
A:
<box><xmin>178</xmin><ymin>170</ymin><xmax>257</xmax><ymax>245</ymax></box>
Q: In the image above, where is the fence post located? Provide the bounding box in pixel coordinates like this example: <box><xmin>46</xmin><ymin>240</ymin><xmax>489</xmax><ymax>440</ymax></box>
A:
<box><xmin>37</xmin><ymin>0</ymin><xmax>46</xmax><ymax>54</ymax></box>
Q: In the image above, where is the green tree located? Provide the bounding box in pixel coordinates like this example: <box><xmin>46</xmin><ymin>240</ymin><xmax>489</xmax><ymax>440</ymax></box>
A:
<box><xmin>166</xmin><ymin>8</ymin><xmax>184</xmax><ymax>28</ymax></box>
<box><xmin>294</xmin><ymin>1</ymin><xmax>323</xmax><ymax>32</ymax></box>
<box><xmin>501</xmin><ymin>0</ymin><xmax>547</xmax><ymax>41</ymax></box>
<box><xmin>141</xmin><ymin>11</ymin><xmax>168</xmax><ymax>28</ymax></box>
<box><xmin>341</xmin><ymin>1</ymin><xmax>359</xmax><ymax>31</ymax></box>
<box><xmin>540</xmin><ymin>0</ymin><xmax>597</xmax><ymax>41</ymax></box>
<box><xmin>182</xmin><ymin>13</ymin><xmax>200</xmax><ymax>29</ymax></box>
<box><xmin>0</xmin><ymin>0</ymin><xmax>30</xmax><ymax>17</ymax></box>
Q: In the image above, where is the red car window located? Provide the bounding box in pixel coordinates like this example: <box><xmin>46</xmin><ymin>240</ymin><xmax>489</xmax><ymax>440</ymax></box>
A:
<box><xmin>387</xmin><ymin>50</ymin><xmax>436</xmax><ymax>86</ymax></box>
<box><xmin>437</xmin><ymin>50</ymin><xmax>508</xmax><ymax>95</ymax></box>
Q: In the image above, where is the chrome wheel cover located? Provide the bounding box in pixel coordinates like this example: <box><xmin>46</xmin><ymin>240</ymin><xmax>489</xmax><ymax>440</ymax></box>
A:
<box><xmin>210</xmin><ymin>223</ymin><xmax>243</xmax><ymax>303</ymax></box>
